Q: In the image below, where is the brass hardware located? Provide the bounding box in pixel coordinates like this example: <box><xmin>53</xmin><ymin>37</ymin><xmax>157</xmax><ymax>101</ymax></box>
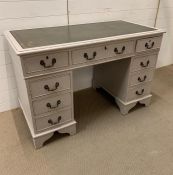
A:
<box><xmin>46</xmin><ymin>100</ymin><xmax>61</xmax><ymax>109</ymax></box>
<box><xmin>138</xmin><ymin>75</ymin><xmax>147</xmax><ymax>82</ymax></box>
<box><xmin>44</xmin><ymin>82</ymin><xmax>59</xmax><ymax>91</ymax></box>
<box><xmin>40</xmin><ymin>57</ymin><xmax>56</xmax><ymax>68</ymax></box>
<box><xmin>114</xmin><ymin>46</ymin><xmax>126</xmax><ymax>54</ymax></box>
<box><xmin>140</xmin><ymin>60</ymin><xmax>150</xmax><ymax>67</ymax></box>
<box><xmin>84</xmin><ymin>52</ymin><xmax>97</xmax><ymax>60</ymax></box>
<box><xmin>136</xmin><ymin>89</ymin><xmax>144</xmax><ymax>95</ymax></box>
<box><xmin>145</xmin><ymin>41</ymin><xmax>155</xmax><ymax>49</ymax></box>
<box><xmin>48</xmin><ymin>116</ymin><xmax>62</xmax><ymax>125</ymax></box>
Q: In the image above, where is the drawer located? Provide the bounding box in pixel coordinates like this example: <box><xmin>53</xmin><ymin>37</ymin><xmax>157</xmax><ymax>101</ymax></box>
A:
<box><xmin>71</xmin><ymin>45</ymin><xmax>107</xmax><ymax>65</ymax></box>
<box><xmin>28</xmin><ymin>73</ymin><xmax>71</xmax><ymax>98</ymax></box>
<box><xmin>32</xmin><ymin>92</ymin><xmax>72</xmax><ymax>116</ymax></box>
<box><xmin>136</xmin><ymin>36</ymin><xmax>162</xmax><ymax>52</ymax></box>
<box><xmin>129</xmin><ymin>69</ymin><xmax>154</xmax><ymax>86</ymax></box>
<box><xmin>35</xmin><ymin>109</ymin><xmax>72</xmax><ymax>131</ymax></box>
<box><xmin>107</xmin><ymin>41</ymin><xmax>135</xmax><ymax>57</ymax></box>
<box><xmin>23</xmin><ymin>51</ymin><xmax>69</xmax><ymax>74</ymax></box>
<box><xmin>127</xmin><ymin>83</ymin><xmax>151</xmax><ymax>101</ymax></box>
<box><xmin>131</xmin><ymin>54</ymin><xmax>157</xmax><ymax>72</ymax></box>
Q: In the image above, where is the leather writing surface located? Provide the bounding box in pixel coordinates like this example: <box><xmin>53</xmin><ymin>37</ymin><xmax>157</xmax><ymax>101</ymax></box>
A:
<box><xmin>10</xmin><ymin>20</ymin><xmax>156</xmax><ymax>49</ymax></box>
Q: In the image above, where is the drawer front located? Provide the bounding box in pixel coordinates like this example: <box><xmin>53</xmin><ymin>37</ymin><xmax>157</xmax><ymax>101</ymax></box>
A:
<box><xmin>131</xmin><ymin>54</ymin><xmax>157</xmax><ymax>72</ymax></box>
<box><xmin>71</xmin><ymin>45</ymin><xmax>107</xmax><ymax>65</ymax></box>
<box><xmin>107</xmin><ymin>41</ymin><xmax>135</xmax><ymax>57</ymax></box>
<box><xmin>129</xmin><ymin>69</ymin><xmax>154</xmax><ymax>86</ymax></box>
<box><xmin>29</xmin><ymin>73</ymin><xmax>71</xmax><ymax>98</ymax></box>
<box><xmin>35</xmin><ymin>109</ymin><xmax>72</xmax><ymax>131</ymax></box>
<box><xmin>32</xmin><ymin>93</ymin><xmax>72</xmax><ymax>116</ymax></box>
<box><xmin>23</xmin><ymin>52</ymin><xmax>69</xmax><ymax>74</ymax></box>
<box><xmin>136</xmin><ymin>36</ymin><xmax>162</xmax><ymax>52</ymax></box>
<box><xmin>127</xmin><ymin>83</ymin><xmax>151</xmax><ymax>101</ymax></box>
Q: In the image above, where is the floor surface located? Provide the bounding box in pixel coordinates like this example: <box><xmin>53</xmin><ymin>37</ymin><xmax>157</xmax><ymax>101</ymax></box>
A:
<box><xmin>1</xmin><ymin>65</ymin><xmax>173</xmax><ymax>175</ymax></box>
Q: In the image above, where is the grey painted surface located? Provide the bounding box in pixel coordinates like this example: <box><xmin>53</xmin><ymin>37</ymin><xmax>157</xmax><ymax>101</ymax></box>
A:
<box><xmin>32</xmin><ymin>92</ymin><xmax>72</xmax><ymax>116</ymax></box>
<box><xmin>5</xmin><ymin>21</ymin><xmax>164</xmax><ymax>148</ymax></box>
<box><xmin>28</xmin><ymin>72</ymin><xmax>71</xmax><ymax>98</ymax></box>
<box><xmin>35</xmin><ymin>109</ymin><xmax>72</xmax><ymax>131</ymax></box>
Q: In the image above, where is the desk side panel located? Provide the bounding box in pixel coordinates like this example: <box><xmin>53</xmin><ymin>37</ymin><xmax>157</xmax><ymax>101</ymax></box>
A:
<box><xmin>8</xmin><ymin>44</ymin><xmax>34</xmax><ymax>135</ymax></box>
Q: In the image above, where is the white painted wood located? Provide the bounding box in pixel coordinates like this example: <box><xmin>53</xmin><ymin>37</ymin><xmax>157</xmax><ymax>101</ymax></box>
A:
<box><xmin>116</xmin><ymin>98</ymin><xmax>137</xmax><ymax>115</ymax></box>
<box><xmin>127</xmin><ymin>82</ymin><xmax>152</xmax><ymax>101</ymax></box>
<box><xmin>73</xmin><ymin>67</ymin><xmax>93</xmax><ymax>91</ymax></box>
<box><xmin>58</xmin><ymin>122</ymin><xmax>77</xmax><ymax>136</ymax></box>
<box><xmin>22</xmin><ymin>51</ymin><xmax>69</xmax><ymax>75</ymax></box>
<box><xmin>93</xmin><ymin>58</ymin><xmax>131</xmax><ymax>101</ymax></box>
<box><xmin>33</xmin><ymin>132</ymin><xmax>54</xmax><ymax>149</ymax></box>
<box><xmin>131</xmin><ymin>54</ymin><xmax>158</xmax><ymax>72</ymax></box>
<box><xmin>129</xmin><ymin>69</ymin><xmax>154</xmax><ymax>86</ymax></box>
<box><xmin>115</xmin><ymin>95</ymin><xmax>152</xmax><ymax>115</ymax></box>
<box><xmin>9</xmin><ymin>45</ymin><xmax>35</xmax><ymax>133</ymax></box>
<box><xmin>107</xmin><ymin>41</ymin><xmax>135</xmax><ymax>57</ymax></box>
<box><xmin>32</xmin><ymin>92</ymin><xmax>72</xmax><ymax>116</ymax></box>
<box><xmin>35</xmin><ymin>109</ymin><xmax>72</xmax><ymax>132</ymax></box>
<box><xmin>28</xmin><ymin>72</ymin><xmax>71</xmax><ymax>98</ymax></box>
<box><xmin>5</xmin><ymin>29</ymin><xmax>164</xmax><ymax>55</ymax></box>
<box><xmin>33</xmin><ymin>121</ymin><xmax>77</xmax><ymax>149</ymax></box>
<box><xmin>72</xmin><ymin>45</ymin><xmax>107</xmax><ymax>65</ymax></box>
<box><xmin>136</xmin><ymin>36</ymin><xmax>162</xmax><ymax>52</ymax></box>
<box><xmin>5</xmin><ymin>21</ymin><xmax>164</xmax><ymax>149</ymax></box>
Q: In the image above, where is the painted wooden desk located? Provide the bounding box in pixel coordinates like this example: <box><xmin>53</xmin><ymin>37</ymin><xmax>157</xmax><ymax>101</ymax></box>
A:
<box><xmin>5</xmin><ymin>21</ymin><xmax>164</xmax><ymax>149</ymax></box>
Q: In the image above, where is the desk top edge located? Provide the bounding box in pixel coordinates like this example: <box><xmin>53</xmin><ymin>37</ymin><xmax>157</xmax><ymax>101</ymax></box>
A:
<box><xmin>5</xmin><ymin>20</ymin><xmax>165</xmax><ymax>56</ymax></box>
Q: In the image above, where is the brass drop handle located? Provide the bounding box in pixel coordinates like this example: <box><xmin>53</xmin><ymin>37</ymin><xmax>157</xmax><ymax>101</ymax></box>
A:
<box><xmin>40</xmin><ymin>56</ymin><xmax>56</xmax><ymax>68</ymax></box>
<box><xmin>44</xmin><ymin>82</ymin><xmax>59</xmax><ymax>92</ymax></box>
<box><xmin>114</xmin><ymin>46</ymin><xmax>126</xmax><ymax>54</ymax></box>
<box><xmin>84</xmin><ymin>52</ymin><xmax>97</xmax><ymax>60</ymax></box>
<box><xmin>46</xmin><ymin>100</ymin><xmax>61</xmax><ymax>109</ymax></box>
<box><xmin>138</xmin><ymin>75</ymin><xmax>147</xmax><ymax>82</ymax></box>
<box><xmin>145</xmin><ymin>41</ymin><xmax>155</xmax><ymax>49</ymax></box>
<box><xmin>48</xmin><ymin>116</ymin><xmax>62</xmax><ymax>125</ymax></box>
<box><xmin>140</xmin><ymin>60</ymin><xmax>150</xmax><ymax>67</ymax></box>
<box><xmin>136</xmin><ymin>89</ymin><xmax>144</xmax><ymax>95</ymax></box>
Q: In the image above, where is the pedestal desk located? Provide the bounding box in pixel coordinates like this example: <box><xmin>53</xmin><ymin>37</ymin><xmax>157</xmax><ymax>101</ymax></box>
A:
<box><xmin>5</xmin><ymin>21</ymin><xmax>165</xmax><ymax>149</ymax></box>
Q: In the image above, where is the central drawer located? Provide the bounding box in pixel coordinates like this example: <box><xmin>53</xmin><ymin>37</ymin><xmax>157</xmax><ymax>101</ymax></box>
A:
<box><xmin>107</xmin><ymin>41</ymin><xmax>135</xmax><ymax>57</ymax></box>
<box><xmin>71</xmin><ymin>41</ymin><xmax>135</xmax><ymax>65</ymax></box>
<box><xmin>28</xmin><ymin>72</ymin><xmax>71</xmax><ymax>98</ymax></box>
<box><xmin>71</xmin><ymin>45</ymin><xmax>107</xmax><ymax>65</ymax></box>
<box><xmin>32</xmin><ymin>92</ymin><xmax>72</xmax><ymax>116</ymax></box>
